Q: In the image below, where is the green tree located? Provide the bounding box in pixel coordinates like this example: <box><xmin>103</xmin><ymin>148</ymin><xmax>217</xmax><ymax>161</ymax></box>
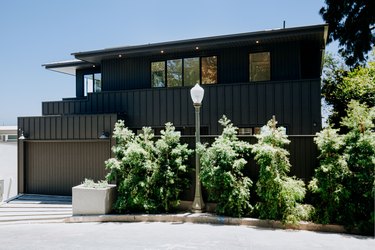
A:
<box><xmin>251</xmin><ymin>117</ymin><xmax>308</xmax><ymax>224</ymax></box>
<box><xmin>321</xmin><ymin>52</ymin><xmax>375</xmax><ymax>129</ymax></box>
<box><xmin>340</xmin><ymin>101</ymin><xmax>375</xmax><ymax>234</ymax></box>
<box><xmin>198</xmin><ymin>116</ymin><xmax>253</xmax><ymax>217</ymax></box>
<box><xmin>320</xmin><ymin>0</ymin><xmax>375</xmax><ymax>66</ymax></box>
<box><xmin>310</xmin><ymin>101</ymin><xmax>375</xmax><ymax>235</ymax></box>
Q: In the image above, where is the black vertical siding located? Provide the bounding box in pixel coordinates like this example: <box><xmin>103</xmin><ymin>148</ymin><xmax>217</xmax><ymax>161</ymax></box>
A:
<box><xmin>18</xmin><ymin>114</ymin><xmax>117</xmax><ymax>140</ymax></box>
<box><xmin>40</xmin><ymin>80</ymin><xmax>321</xmax><ymax>135</ymax></box>
<box><xmin>271</xmin><ymin>42</ymin><xmax>301</xmax><ymax>80</ymax></box>
<box><xmin>102</xmin><ymin>57</ymin><xmax>150</xmax><ymax>91</ymax></box>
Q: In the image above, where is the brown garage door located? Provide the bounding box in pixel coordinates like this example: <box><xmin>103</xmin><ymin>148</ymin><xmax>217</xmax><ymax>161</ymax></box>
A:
<box><xmin>25</xmin><ymin>140</ymin><xmax>111</xmax><ymax>196</ymax></box>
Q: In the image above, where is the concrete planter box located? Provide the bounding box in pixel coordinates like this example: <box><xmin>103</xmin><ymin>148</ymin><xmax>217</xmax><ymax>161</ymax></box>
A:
<box><xmin>72</xmin><ymin>184</ymin><xmax>116</xmax><ymax>215</ymax></box>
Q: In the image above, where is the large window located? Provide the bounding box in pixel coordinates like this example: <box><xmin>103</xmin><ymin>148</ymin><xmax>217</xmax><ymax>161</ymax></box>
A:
<box><xmin>184</xmin><ymin>57</ymin><xmax>200</xmax><ymax>86</ymax></box>
<box><xmin>249</xmin><ymin>52</ymin><xmax>270</xmax><ymax>82</ymax></box>
<box><xmin>167</xmin><ymin>59</ymin><xmax>183</xmax><ymax>87</ymax></box>
<box><xmin>84</xmin><ymin>73</ymin><xmax>102</xmax><ymax>96</ymax></box>
<box><xmin>201</xmin><ymin>56</ymin><xmax>217</xmax><ymax>84</ymax></box>
<box><xmin>151</xmin><ymin>56</ymin><xmax>217</xmax><ymax>88</ymax></box>
<box><xmin>151</xmin><ymin>61</ymin><xmax>166</xmax><ymax>87</ymax></box>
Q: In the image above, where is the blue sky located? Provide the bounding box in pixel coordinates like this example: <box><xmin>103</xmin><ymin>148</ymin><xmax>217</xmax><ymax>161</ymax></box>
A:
<box><xmin>0</xmin><ymin>0</ymin><xmax>335</xmax><ymax>125</ymax></box>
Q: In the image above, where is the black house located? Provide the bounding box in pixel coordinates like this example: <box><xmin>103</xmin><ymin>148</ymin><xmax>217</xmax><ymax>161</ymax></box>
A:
<box><xmin>18</xmin><ymin>24</ymin><xmax>328</xmax><ymax>195</ymax></box>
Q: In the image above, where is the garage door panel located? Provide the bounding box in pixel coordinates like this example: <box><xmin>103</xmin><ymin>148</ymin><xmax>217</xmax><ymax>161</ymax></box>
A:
<box><xmin>25</xmin><ymin>141</ymin><xmax>111</xmax><ymax>196</ymax></box>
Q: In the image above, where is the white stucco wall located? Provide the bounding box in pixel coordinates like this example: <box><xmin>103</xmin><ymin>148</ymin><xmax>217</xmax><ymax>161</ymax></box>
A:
<box><xmin>0</xmin><ymin>142</ymin><xmax>17</xmax><ymax>201</ymax></box>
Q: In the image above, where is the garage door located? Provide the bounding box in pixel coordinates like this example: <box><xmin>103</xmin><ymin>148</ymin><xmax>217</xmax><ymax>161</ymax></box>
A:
<box><xmin>25</xmin><ymin>141</ymin><xmax>111</xmax><ymax>196</ymax></box>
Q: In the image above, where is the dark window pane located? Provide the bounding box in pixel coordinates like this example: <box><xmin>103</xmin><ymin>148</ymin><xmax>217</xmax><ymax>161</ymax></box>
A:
<box><xmin>202</xmin><ymin>56</ymin><xmax>217</xmax><ymax>84</ymax></box>
<box><xmin>167</xmin><ymin>59</ymin><xmax>182</xmax><ymax>87</ymax></box>
<box><xmin>94</xmin><ymin>73</ymin><xmax>102</xmax><ymax>92</ymax></box>
<box><xmin>184</xmin><ymin>57</ymin><xmax>200</xmax><ymax>86</ymax></box>
<box><xmin>151</xmin><ymin>61</ymin><xmax>165</xmax><ymax>87</ymax></box>
<box><xmin>249</xmin><ymin>52</ymin><xmax>270</xmax><ymax>81</ymax></box>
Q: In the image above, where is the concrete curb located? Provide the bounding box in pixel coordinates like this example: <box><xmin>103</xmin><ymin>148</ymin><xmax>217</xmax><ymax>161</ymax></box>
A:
<box><xmin>64</xmin><ymin>213</ymin><xmax>346</xmax><ymax>234</ymax></box>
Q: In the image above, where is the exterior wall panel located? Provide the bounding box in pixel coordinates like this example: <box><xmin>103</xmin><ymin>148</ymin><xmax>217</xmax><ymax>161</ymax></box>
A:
<box><xmin>18</xmin><ymin>114</ymin><xmax>117</xmax><ymax>140</ymax></box>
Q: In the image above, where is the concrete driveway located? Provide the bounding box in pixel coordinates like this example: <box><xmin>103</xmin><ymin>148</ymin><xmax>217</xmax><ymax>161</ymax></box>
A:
<box><xmin>0</xmin><ymin>194</ymin><xmax>72</xmax><ymax>224</ymax></box>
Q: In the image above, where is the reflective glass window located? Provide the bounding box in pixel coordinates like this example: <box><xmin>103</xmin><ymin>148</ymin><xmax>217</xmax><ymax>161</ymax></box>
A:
<box><xmin>184</xmin><ymin>57</ymin><xmax>200</xmax><ymax>86</ymax></box>
<box><xmin>249</xmin><ymin>52</ymin><xmax>270</xmax><ymax>81</ymax></box>
<box><xmin>94</xmin><ymin>73</ymin><xmax>102</xmax><ymax>92</ymax></box>
<box><xmin>201</xmin><ymin>56</ymin><xmax>217</xmax><ymax>84</ymax></box>
<box><xmin>167</xmin><ymin>59</ymin><xmax>183</xmax><ymax>87</ymax></box>
<box><xmin>84</xmin><ymin>73</ymin><xmax>101</xmax><ymax>96</ymax></box>
<box><xmin>151</xmin><ymin>61</ymin><xmax>165</xmax><ymax>87</ymax></box>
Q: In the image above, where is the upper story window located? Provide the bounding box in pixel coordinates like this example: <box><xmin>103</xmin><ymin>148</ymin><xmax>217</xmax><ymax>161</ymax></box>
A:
<box><xmin>167</xmin><ymin>59</ymin><xmax>183</xmax><ymax>87</ymax></box>
<box><xmin>84</xmin><ymin>73</ymin><xmax>102</xmax><ymax>96</ymax></box>
<box><xmin>151</xmin><ymin>61</ymin><xmax>166</xmax><ymax>87</ymax></box>
<box><xmin>151</xmin><ymin>56</ymin><xmax>217</xmax><ymax>88</ymax></box>
<box><xmin>249</xmin><ymin>52</ymin><xmax>270</xmax><ymax>82</ymax></box>
<box><xmin>202</xmin><ymin>56</ymin><xmax>217</xmax><ymax>84</ymax></box>
<box><xmin>184</xmin><ymin>57</ymin><xmax>200</xmax><ymax>86</ymax></box>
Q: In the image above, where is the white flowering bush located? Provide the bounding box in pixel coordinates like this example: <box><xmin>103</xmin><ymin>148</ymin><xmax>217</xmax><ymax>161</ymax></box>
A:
<box><xmin>251</xmin><ymin>117</ymin><xmax>308</xmax><ymax>224</ymax></box>
<box><xmin>105</xmin><ymin>121</ymin><xmax>192</xmax><ymax>213</ymax></box>
<box><xmin>198</xmin><ymin>116</ymin><xmax>253</xmax><ymax>217</ymax></box>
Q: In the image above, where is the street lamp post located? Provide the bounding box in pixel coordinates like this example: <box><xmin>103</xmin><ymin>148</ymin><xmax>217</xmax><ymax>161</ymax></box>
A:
<box><xmin>190</xmin><ymin>83</ymin><xmax>205</xmax><ymax>212</ymax></box>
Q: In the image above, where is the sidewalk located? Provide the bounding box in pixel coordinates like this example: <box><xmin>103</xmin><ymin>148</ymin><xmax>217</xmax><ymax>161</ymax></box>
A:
<box><xmin>0</xmin><ymin>194</ymin><xmax>359</xmax><ymax>235</ymax></box>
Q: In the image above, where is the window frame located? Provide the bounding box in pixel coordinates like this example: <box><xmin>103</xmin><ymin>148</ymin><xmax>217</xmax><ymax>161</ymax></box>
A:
<box><xmin>151</xmin><ymin>55</ymin><xmax>218</xmax><ymax>88</ymax></box>
<box><xmin>84</xmin><ymin>73</ymin><xmax>102</xmax><ymax>96</ymax></box>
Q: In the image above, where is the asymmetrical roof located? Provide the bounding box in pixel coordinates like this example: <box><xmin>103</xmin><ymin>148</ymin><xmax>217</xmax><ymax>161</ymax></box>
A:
<box><xmin>44</xmin><ymin>24</ymin><xmax>328</xmax><ymax>75</ymax></box>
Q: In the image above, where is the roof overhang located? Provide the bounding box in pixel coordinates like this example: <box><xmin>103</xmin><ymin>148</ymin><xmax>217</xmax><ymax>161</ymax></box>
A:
<box><xmin>72</xmin><ymin>24</ymin><xmax>329</xmax><ymax>64</ymax></box>
<box><xmin>42</xmin><ymin>59</ymin><xmax>95</xmax><ymax>76</ymax></box>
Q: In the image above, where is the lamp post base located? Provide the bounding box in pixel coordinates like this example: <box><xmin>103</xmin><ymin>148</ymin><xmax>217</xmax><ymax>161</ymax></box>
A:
<box><xmin>191</xmin><ymin>195</ymin><xmax>205</xmax><ymax>213</ymax></box>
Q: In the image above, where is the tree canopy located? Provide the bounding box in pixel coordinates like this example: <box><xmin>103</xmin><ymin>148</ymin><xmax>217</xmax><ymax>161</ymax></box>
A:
<box><xmin>320</xmin><ymin>0</ymin><xmax>375</xmax><ymax>67</ymax></box>
<box><xmin>321</xmin><ymin>51</ymin><xmax>375</xmax><ymax>130</ymax></box>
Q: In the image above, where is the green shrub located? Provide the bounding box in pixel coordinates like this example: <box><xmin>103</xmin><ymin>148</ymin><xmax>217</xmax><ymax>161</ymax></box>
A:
<box><xmin>308</xmin><ymin>127</ymin><xmax>350</xmax><ymax>224</ymax></box>
<box><xmin>310</xmin><ymin>101</ymin><xmax>375</xmax><ymax>234</ymax></box>
<box><xmin>198</xmin><ymin>116</ymin><xmax>253</xmax><ymax>217</ymax></box>
<box><xmin>251</xmin><ymin>117</ymin><xmax>308</xmax><ymax>224</ymax></box>
<box><xmin>105</xmin><ymin>121</ymin><xmax>192</xmax><ymax>213</ymax></box>
<box><xmin>153</xmin><ymin>123</ymin><xmax>193</xmax><ymax>212</ymax></box>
